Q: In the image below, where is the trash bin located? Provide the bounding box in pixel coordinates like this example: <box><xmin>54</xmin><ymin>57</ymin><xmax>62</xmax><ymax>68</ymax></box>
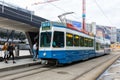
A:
<box><xmin>15</xmin><ymin>45</ymin><xmax>19</xmax><ymax>57</ymax></box>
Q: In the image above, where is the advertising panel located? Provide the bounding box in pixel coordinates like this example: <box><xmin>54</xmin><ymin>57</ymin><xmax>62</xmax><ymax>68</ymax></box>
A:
<box><xmin>96</xmin><ymin>25</ymin><xmax>105</xmax><ymax>39</ymax></box>
<box><xmin>66</xmin><ymin>19</ymin><xmax>82</xmax><ymax>31</ymax></box>
<box><xmin>104</xmin><ymin>26</ymin><xmax>111</xmax><ymax>40</ymax></box>
<box><xmin>96</xmin><ymin>25</ymin><xmax>112</xmax><ymax>40</ymax></box>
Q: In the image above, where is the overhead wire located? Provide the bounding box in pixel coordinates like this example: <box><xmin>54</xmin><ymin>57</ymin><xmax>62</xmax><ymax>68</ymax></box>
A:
<box><xmin>38</xmin><ymin>0</ymin><xmax>97</xmax><ymax>23</ymax></box>
<box><xmin>49</xmin><ymin>2</ymin><xmax>83</xmax><ymax>20</ymax></box>
<box><xmin>33</xmin><ymin>0</ymin><xmax>113</xmax><ymax>24</ymax></box>
<box><xmin>94</xmin><ymin>0</ymin><xmax>113</xmax><ymax>26</ymax></box>
<box><xmin>32</xmin><ymin>0</ymin><xmax>99</xmax><ymax>23</ymax></box>
<box><xmin>32</xmin><ymin>0</ymin><xmax>83</xmax><ymax>21</ymax></box>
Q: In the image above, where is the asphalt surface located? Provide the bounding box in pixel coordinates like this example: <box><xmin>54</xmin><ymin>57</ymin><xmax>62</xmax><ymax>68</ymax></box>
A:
<box><xmin>0</xmin><ymin>52</ymin><xmax>119</xmax><ymax>80</ymax></box>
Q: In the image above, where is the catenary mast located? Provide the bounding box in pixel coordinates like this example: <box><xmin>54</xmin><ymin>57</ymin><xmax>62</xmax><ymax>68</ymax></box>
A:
<box><xmin>82</xmin><ymin>0</ymin><xmax>86</xmax><ymax>33</ymax></box>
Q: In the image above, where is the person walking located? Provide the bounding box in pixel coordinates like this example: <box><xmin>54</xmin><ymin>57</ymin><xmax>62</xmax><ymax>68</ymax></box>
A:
<box><xmin>8</xmin><ymin>43</ymin><xmax>16</xmax><ymax>63</ymax></box>
<box><xmin>36</xmin><ymin>43</ymin><xmax>39</xmax><ymax>59</ymax></box>
<box><xmin>33</xmin><ymin>42</ymin><xmax>37</xmax><ymax>61</ymax></box>
<box><xmin>2</xmin><ymin>42</ymin><xmax>9</xmax><ymax>63</ymax></box>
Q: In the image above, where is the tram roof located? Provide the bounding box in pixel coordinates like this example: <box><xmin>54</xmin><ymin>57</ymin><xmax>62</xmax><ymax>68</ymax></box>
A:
<box><xmin>46</xmin><ymin>21</ymin><xmax>91</xmax><ymax>35</ymax></box>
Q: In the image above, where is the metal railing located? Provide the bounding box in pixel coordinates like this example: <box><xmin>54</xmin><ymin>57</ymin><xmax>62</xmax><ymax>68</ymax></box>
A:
<box><xmin>0</xmin><ymin>1</ymin><xmax>47</xmax><ymax>26</ymax></box>
<box><xmin>0</xmin><ymin>1</ymin><xmax>34</xmax><ymax>14</ymax></box>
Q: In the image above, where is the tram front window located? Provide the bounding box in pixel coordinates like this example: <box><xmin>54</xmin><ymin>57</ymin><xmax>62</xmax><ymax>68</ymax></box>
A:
<box><xmin>40</xmin><ymin>32</ymin><xmax>51</xmax><ymax>47</ymax></box>
<box><xmin>52</xmin><ymin>31</ymin><xmax>64</xmax><ymax>48</ymax></box>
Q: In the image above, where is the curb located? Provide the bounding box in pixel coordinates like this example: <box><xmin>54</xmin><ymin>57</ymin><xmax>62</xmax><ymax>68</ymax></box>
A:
<box><xmin>76</xmin><ymin>54</ymin><xmax>120</xmax><ymax>80</ymax></box>
<box><xmin>13</xmin><ymin>55</ymin><xmax>32</xmax><ymax>60</ymax></box>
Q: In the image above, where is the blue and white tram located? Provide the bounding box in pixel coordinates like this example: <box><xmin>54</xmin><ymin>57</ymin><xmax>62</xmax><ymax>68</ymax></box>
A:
<box><xmin>38</xmin><ymin>21</ymin><xmax>110</xmax><ymax>65</ymax></box>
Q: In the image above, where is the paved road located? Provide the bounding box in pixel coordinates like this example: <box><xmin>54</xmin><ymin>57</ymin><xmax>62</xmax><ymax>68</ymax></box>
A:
<box><xmin>0</xmin><ymin>52</ymin><xmax>120</xmax><ymax>80</ymax></box>
<box><xmin>98</xmin><ymin>55</ymin><xmax>120</xmax><ymax>80</ymax></box>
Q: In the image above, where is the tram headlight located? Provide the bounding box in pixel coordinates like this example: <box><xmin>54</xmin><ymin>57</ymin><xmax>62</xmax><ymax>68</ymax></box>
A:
<box><xmin>43</xmin><ymin>52</ymin><xmax>46</xmax><ymax>56</ymax></box>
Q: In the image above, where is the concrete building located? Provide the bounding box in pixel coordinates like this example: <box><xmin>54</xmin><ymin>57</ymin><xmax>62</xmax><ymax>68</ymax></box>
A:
<box><xmin>86</xmin><ymin>23</ymin><xmax>117</xmax><ymax>43</ymax></box>
<box><xmin>110</xmin><ymin>27</ymin><xmax>117</xmax><ymax>43</ymax></box>
<box><xmin>117</xmin><ymin>29</ymin><xmax>120</xmax><ymax>43</ymax></box>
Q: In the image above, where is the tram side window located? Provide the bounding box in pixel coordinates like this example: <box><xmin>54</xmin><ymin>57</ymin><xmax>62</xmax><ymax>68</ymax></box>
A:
<box><xmin>88</xmin><ymin>39</ymin><xmax>93</xmax><ymax>47</ymax></box>
<box><xmin>90</xmin><ymin>39</ymin><xmax>93</xmax><ymax>47</ymax></box>
<box><xmin>96</xmin><ymin>42</ymin><xmax>100</xmax><ymax>50</ymax></box>
<box><xmin>87</xmin><ymin>38</ymin><xmax>90</xmax><ymax>47</ymax></box>
<box><xmin>74</xmin><ymin>35</ymin><xmax>79</xmax><ymax>46</ymax></box>
<box><xmin>79</xmin><ymin>36</ymin><xmax>84</xmax><ymax>46</ymax></box>
<box><xmin>66</xmin><ymin>33</ymin><xmax>73</xmax><ymax>46</ymax></box>
<box><xmin>105</xmin><ymin>44</ymin><xmax>110</xmax><ymax>48</ymax></box>
<box><xmin>84</xmin><ymin>38</ymin><xmax>88</xmax><ymax>47</ymax></box>
<box><xmin>52</xmin><ymin>31</ymin><xmax>64</xmax><ymax>47</ymax></box>
<box><xmin>100</xmin><ymin>44</ymin><xmax>104</xmax><ymax>49</ymax></box>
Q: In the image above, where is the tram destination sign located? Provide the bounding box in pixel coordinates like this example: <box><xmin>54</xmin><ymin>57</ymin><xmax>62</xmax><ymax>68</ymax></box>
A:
<box><xmin>41</xmin><ymin>21</ymin><xmax>51</xmax><ymax>30</ymax></box>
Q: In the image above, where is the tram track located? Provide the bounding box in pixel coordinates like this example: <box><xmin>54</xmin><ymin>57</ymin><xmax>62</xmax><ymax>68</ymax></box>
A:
<box><xmin>0</xmin><ymin>65</ymin><xmax>43</xmax><ymax>78</ymax></box>
<box><xmin>0</xmin><ymin>53</ymin><xmax>119</xmax><ymax>80</ymax></box>
<box><xmin>97</xmin><ymin>57</ymin><xmax>120</xmax><ymax>80</ymax></box>
<box><xmin>0</xmin><ymin>65</ymin><xmax>57</xmax><ymax>80</ymax></box>
<box><xmin>71</xmin><ymin>54</ymin><xmax>120</xmax><ymax>80</ymax></box>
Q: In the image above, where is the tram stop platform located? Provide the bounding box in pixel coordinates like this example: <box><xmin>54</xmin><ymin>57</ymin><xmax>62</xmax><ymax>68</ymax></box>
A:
<box><xmin>0</xmin><ymin>50</ymin><xmax>41</xmax><ymax>72</ymax></box>
<box><xmin>0</xmin><ymin>57</ymin><xmax>41</xmax><ymax>72</ymax></box>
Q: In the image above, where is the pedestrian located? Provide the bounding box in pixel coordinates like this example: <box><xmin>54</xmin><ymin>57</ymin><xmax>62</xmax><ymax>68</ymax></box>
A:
<box><xmin>2</xmin><ymin>42</ymin><xmax>9</xmax><ymax>63</ymax></box>
<box><xmin>33</xmin><ymin>42</ymin><xmax>37</xmax><ymax>61</ymax></box>
<box><xmin>15</xmin><ymin>45</ymin><xmax>19</xmax><ymax>57</ymax></box>
<box><xmin>8</xmin><ymin>43</ymin><xmax>16</xmax><ymax>63</ymax></box>
<box><xmin>36</xmin><ymin>43</ymin><xmax>39</xmax><ymax>59</ymax></box>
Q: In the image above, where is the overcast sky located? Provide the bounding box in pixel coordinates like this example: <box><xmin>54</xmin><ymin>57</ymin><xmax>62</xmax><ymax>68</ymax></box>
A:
<box><xmin>1</xmin><ymin>0</ymin><xmax>120</xmax><ymax>29</ymax></box>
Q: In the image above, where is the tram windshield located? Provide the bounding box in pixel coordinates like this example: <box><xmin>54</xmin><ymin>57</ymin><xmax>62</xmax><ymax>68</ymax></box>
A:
<box><xmin>40</xmin><ymin>32</ymin><xmax>51</xmax><ymax>47</ymax></box>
